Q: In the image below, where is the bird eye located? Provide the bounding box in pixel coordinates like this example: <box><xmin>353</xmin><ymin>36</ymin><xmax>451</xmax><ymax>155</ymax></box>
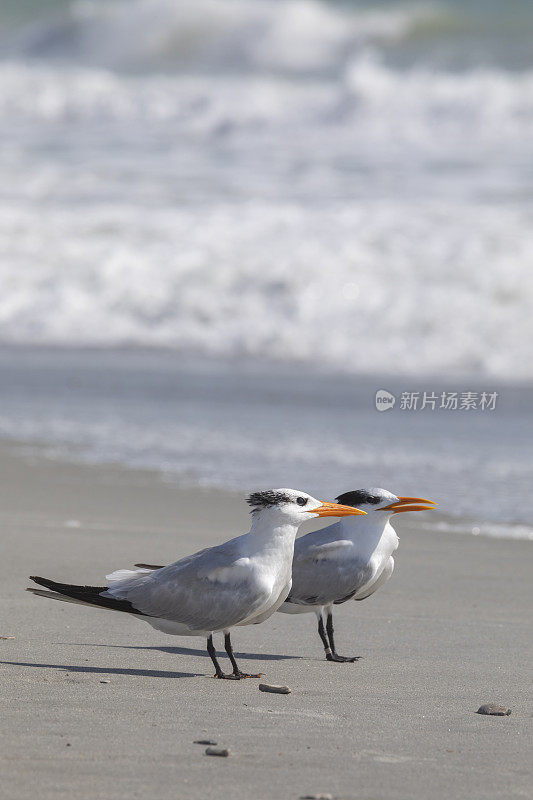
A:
<box><xmin>296</xmin><ymin>496</ymin><xmax>307</xmax><ymax>506</ymax></box>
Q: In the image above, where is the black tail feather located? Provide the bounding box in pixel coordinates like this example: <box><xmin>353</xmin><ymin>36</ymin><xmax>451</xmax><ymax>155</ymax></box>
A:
<box><xmin>29</xmin><ymin>576</ymin><xmax>143</xmax><ymax>615</ymax></box>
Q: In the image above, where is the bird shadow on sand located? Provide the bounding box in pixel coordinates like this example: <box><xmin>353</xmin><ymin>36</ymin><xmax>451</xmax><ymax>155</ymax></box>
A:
<box><xmin>0</xmin><ymin>660</ymin><xmax>200</xmax><ymax>679</ymax></box>
<box><xmin>62</xmin><ymin>642</ymin><xmax>302</xmax><ymax>661</ymax></box>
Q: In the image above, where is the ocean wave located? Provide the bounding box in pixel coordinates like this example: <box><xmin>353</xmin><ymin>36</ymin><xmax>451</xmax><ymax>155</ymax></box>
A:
<box><xmin>4</xmin><ymin>0</ymin><xmax>448</xmax><ymax>74</ymax></box>
<box><xmin>0</xmin><ymin>199</ymin><xmax>531</xmax><ymax>378</ymax></box>
<box><xmin>0</xmin><ymin>55</ymin><xmax>532</xmax><ymax>151</ymax></box>
<box><xmin>0</xmin><ymin>3</ymin><xmax>531</xmax><ymax>378</ymax></box>
<box><xmin>419</xmin><ymin>519</ymin><xmax>533</xmax><ymax>542</ymax></box>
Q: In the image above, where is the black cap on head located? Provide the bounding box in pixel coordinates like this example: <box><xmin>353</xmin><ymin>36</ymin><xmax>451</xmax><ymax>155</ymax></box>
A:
<box><xmin>335</xmin><ymin>490</ymin><xmax>382</xmax><ymax>507</ymax></box>
<box><xmin>246</xmin><ymin>490</ymin><xmax>292</xmax><ymax>510</ymax></box>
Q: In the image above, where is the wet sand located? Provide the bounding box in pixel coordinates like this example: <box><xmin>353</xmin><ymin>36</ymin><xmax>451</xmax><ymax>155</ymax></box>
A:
<box><xmin>0</xmin><ymin>442</ymin><xmax>531</xmax><ymax>800</ymax></box>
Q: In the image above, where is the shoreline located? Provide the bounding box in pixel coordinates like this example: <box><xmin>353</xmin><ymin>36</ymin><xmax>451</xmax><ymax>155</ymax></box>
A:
<box><xmin>0</xmin><ymin>346</ymin><xmax>531</xmax><ymax>534</ymax></box>
<box><xmin>0</xmin><ymin>443</ymin><xmax>531</xmax><ymax>800</ymax></box>
<box><xmin>1</xmin><ymin>435</ymin><xmax>531</xmax><ymax>543</ymax></box>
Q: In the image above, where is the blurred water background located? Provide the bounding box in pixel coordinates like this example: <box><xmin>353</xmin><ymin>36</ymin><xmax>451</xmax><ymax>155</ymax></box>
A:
<box><xmin>0</xmin><ymin>0</ymin><xmax>531</xmax><ymax>536</ymax></box>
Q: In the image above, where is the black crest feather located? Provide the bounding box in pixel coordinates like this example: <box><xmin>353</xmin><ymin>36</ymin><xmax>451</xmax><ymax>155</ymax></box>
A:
<box><xmin>335</xmin><ymin>490</ymin><xmax>382</xmax><ymax>507</ymax></box>
<box><xmin>246</xmin><ymin>490</ymin><xmax>292</xmax><ymax>510</ymax></box>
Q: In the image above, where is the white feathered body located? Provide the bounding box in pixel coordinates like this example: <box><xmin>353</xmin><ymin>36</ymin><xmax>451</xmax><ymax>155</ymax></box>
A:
<box><xmin>279</xmin><ymin>513</ymin><xmax>398</xmax><ymax>614</ymax></box>
<box><xmin>104</xmin><ymin>515</ymin><xmax>297</xmax><ymax>636</ymax></box>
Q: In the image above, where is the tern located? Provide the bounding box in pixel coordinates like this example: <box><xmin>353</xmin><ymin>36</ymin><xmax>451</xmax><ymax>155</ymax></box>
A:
<box><xmin>28</xmin><ymin>489</ymin><xmax>365</xmax><ymax>680</ymax></box>
<box><xmin>277</xmin><ymin>489</ymin><xmax>435</xmax><ymax>662</ymax></box>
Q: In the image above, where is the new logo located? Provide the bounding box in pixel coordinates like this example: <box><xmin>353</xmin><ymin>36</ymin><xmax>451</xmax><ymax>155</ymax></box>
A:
<box><xmin>375</xmin><ymin>389</ymin><xmax>396</xmax><ymax>411</ymax></box>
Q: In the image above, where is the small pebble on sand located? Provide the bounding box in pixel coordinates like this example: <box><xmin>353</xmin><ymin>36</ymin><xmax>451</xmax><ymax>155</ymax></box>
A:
<box><xmin>258</xmin><ymin>683</ymin><xmax>291</xmax><ymax>694</ymax></box>
<box><xmin>477</xmin><ymin>704</ymin><xmax>511</xmax><ymax>716</ymax></box>
<box><xmin>300</xmin><ymin>794</ymin><xmax>333</xmax><ymax>800</ymax></box>
<box><xmin>205</xmin><ymin>746</ymin><xmax>230</xmax><ymax>757</ymax></box>
<box><xmin>194</xmin><ymin>739</ymin><xmax>217</xmax><ymax>745</ymax></box>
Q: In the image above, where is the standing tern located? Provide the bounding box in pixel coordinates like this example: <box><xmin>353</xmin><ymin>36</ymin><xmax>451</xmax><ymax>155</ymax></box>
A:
<box><xmin>28</xmin><ymin>489</ymin><xmax>365</xmax><ymax>680</ymax></box>
<box><xmin>277</xmin><ymin>489</ymin><xmax>435</xmax><ymax>662</ymax></box>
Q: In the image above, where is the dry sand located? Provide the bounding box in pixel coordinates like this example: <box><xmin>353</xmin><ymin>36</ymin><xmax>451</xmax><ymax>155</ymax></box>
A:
<box><xmin>0</xmin><ymin>442</ymin><xmax>531</xmax><ymax>800</ymax></box>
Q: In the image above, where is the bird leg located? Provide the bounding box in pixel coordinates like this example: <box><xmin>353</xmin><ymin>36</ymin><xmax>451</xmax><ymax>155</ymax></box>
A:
<box><xmin>317</xmin><ymin>613</ymin><xmax>334</xmax><ymax>659</ymax></box>
<box><xmin>223</xmin><ymin>632</ymin><xmax>261</xmax><ymax>679</ymax></box>
<box><xmin>325</xmin><ymin>611</ymin><xmax>360</xmax><ymax>663</ymax></box>
<box><xmin>207</xmin><ymin>634</ymin><xmax>230</xmax><ymax>679</ymax></box>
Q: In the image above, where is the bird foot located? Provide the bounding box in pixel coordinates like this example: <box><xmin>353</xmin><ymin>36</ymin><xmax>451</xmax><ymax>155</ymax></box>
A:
<box><xmin>233</xmin><ymin>671</ymin><xmax>262</xmax><ymax>679</ymax></box>
<box><xmin>213</xmin><ymin>672</ymin><xmax>238</xmax><ymax>680</ymax></box>
<box><xmin>326</xmin><ymin>653</ymin><xmax>361</xmax><ymax>663</ymax></box>
<box><xmin>212</xmin><ymin>671</ymin><xmax>262</xmax><ymax>680</ymax></box>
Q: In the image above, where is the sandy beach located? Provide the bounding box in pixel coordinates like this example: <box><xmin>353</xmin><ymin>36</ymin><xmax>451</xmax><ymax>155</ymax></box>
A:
<box><xmin>0</xmin><ymin>441</ymin><xmax>531</xmax><ymax>800</ymax></box>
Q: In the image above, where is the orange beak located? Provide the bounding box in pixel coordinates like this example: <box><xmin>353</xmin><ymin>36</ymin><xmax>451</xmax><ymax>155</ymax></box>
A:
<box><xmin>381</xmin><ymin>496</ymin><xmax>436</xmax><ymax>514</ymax></box>
<box><xmin>308</xmin><ymin>501</ymin><xmax>367</xmax><ymax>518</ymax></box>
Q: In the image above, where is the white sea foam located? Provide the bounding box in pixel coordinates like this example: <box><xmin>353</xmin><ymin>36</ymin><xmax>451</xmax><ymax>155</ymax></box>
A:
<box><xmin>0</xmin><ymin>0</ymin><xmax>532</xmax><ymax>378</ymax></box>
<box><xmin>0</xmin><ymin>193</ymin><xmax>531</xmax><ymax>377</ymax></box>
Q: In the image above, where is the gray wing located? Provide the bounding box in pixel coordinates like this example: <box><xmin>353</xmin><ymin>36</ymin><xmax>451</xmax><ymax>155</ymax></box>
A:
<box><xmin>105</xmin><ymin>537</ymin><xmax>270</xmax><ymax>632</ymax></box>
<box><xmin>288</xmin><ymin>526</ymin><xmax>373</xmax><ymax>606</ymax></box>
<box><xmin>353</xmin><ymin>555</ymin><xmax>394</xmax><ymax>601</ymax></box>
